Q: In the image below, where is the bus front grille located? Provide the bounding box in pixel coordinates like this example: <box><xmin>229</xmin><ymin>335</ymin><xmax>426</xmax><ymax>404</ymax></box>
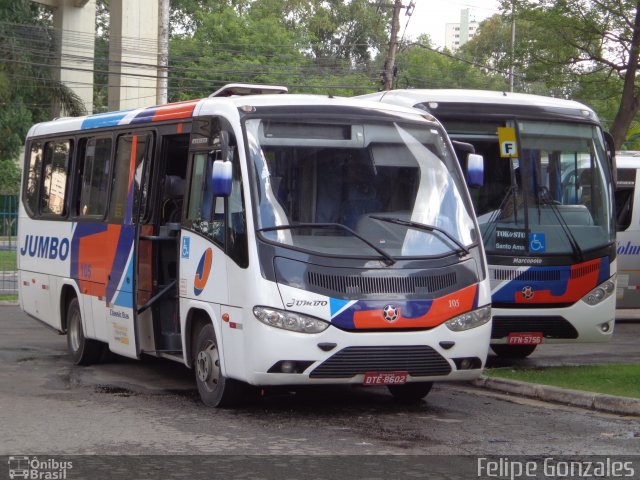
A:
<box><xmin>309</xmin><ymin>345</ymin><xmax>452</xmax><ymax>378</ymax></box>
<box><xmin>306</xmin><ymin>271</ymin><xmax>457</xmax><ymax>295</ymax></box>
<box><xmin>491</xmin><ymin>316</ymin><xmax>579</xmax><ymax>339</ymax></box>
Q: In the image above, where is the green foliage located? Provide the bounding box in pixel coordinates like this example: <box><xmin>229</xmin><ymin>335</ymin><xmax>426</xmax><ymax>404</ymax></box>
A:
<box><xmin>0</xmin><ymin>0</ymin><xmax>86</xmax><ymax>156</ymax></box>
<box><xmin>0</xmin><ymin>159</ymin><xmax>21</xmax><ymax>195</ymax></box>
<box><xmin>395</xmin><ymin>38</ymin><xmax>509</xmax><ymax>90</ymax></box>
<box><xmin>167</xmin><ymin>0</ymin><xmax>383</xmax><ymax>97</ymax></box>
<box><xmin>498</xmin><ymin>0</ymin><xmax>640</xmax><ymax>147</ymax></box>
<box><xmin>622</xmin><ymin>122</ymin><xmax>640</xmax><ymax>150</ymax></box>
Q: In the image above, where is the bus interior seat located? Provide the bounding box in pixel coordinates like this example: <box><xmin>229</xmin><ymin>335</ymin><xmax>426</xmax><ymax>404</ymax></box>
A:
<box><xmin>162</xmin><ymin>175</ymin><xmax>186</xmax><ymax>224</ymax></box>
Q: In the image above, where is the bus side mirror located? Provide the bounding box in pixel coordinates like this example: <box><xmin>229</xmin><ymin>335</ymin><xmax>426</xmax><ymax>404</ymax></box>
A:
<box><xmin>467</xmin><ymin>153</ymin><xmax>484</xmax><ymax>188</ymax></box>
<box><xmin>212</xmin><ymin>160</ymin><xmax>232</xmax><ymax>197</ymax></box>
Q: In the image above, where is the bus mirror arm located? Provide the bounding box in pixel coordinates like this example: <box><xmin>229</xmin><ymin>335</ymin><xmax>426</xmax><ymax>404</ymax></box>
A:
<box><xmin>603</xmin><ymin>131</ymin><xmax>617</xmax><ymax>185</ymax></box>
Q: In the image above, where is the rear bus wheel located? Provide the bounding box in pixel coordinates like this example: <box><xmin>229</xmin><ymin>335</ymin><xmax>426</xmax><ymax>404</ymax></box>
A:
<box><xmin>194</xmin><ymin>324</ymin><xmax>244</xmax><ymax>407</ymax></box>
<box><xmin>67</xmin><ymin>297</ymin><xmax>103</xmax><ymax>365</ymax></box>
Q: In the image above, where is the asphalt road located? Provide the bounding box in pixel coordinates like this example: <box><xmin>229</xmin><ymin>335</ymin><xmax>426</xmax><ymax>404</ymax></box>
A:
<box><xmin>1</xmin><ymin>306</ymin><xmax>639</xmax><ymax>459</ymax></box>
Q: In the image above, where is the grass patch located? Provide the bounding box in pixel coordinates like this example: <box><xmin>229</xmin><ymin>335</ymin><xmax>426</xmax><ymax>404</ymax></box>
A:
<box><xmin>486</xmin><ymin>364</ymin><xmax>640</xmax><ymax>399</ymax></box>
<box><xmin>0</xmin><ymin>294</ymin><xmax>17</xmax><ymax>302</ymax></box>
<box><xmin>0</xmin><ymin>248</ymin><xmax>16</xmax><ymax>269</ymax></box>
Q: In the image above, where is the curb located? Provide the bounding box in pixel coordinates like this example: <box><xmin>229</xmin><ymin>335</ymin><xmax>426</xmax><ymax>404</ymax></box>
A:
<box><xmin>472</xmin><ymin>375</ymin><xmax>640</xmax><ymax>417</ymax></box>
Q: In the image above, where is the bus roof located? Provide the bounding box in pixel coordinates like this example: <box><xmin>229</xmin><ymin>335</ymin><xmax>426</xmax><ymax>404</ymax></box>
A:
<box><xmin>357</xmin><ymin>89</ymin><xmax>600</xmax><ymax>124</ymax></box>
<box><xmin>26</xmin><ymin>91</ymin><xmax>434</xmax><ymax>139</ymax></box>
<box><xmin>616</xmin><ymin>151</ymin><xmax>640</xmax><ymax>169</ymax></box>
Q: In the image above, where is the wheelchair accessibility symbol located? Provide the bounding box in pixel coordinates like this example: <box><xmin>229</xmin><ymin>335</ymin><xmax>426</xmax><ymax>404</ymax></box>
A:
<box><xmin>181</xmin><ymin>236</ymin><xmax>190</xmax><ymax>259</ymax></box>
<box><xmin>529</xmin><ymin>233</ymin><xmax>546</xmax><ymax>253</ymax></box>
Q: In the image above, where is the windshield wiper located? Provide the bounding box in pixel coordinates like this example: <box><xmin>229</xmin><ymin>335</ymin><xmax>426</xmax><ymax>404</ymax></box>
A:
<box><xmin>256</xmin><ymin>222</ymin><xmax>396</xmax><ymax>266</ymax></box>
<box><xmin>368</xmin><ymin>215</ymin><xmax>470</xmax><ymax>256</ymax></box>
<box><xmin>537</xmin><ymin>187</ymin><xmax>584</xmax><ymax>262</ymax></box>
<box><xmin>481</xmin><ymin>184</ymin><xmax>519</xmax><ymax>242</ymax></box>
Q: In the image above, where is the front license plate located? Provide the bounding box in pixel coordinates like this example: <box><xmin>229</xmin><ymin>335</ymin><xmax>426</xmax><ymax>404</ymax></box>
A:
<box><xmin>508</xmin><ymin>332</ymin><xmax>543</xmax><ymax>345</ymax></box>
<box><xmin>363</xmin><ymin>371</ymin><xmax>408</xmax><ymax>386</ymax></box>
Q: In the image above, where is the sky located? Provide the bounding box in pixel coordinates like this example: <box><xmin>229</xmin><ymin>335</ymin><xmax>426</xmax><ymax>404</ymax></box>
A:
<box><xmin>401</xmin><ymin>0</ymin><xmax>502</xmax><ymax>48</ymax></box>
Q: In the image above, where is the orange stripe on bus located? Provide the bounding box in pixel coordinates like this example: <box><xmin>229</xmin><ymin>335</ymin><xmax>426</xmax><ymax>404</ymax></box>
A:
<box><xmin>353</xmin><ymin>284</ymin><xmax>478</xmax><ymax>329</ymax></box>
<box><xmin>151</xmin><ymin>100</ymin><xmax>198</xmax><ymax>122</ymax></box>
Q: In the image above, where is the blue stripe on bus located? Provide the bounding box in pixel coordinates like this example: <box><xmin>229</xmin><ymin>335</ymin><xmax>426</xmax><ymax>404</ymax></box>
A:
<box><xmin>81</xmin><ymin>110</ymin><xmax>134</xmax><ymax>130</ymax></box>
<box><xmin>130</xmin><ymin>108</ymin><xmax>156</xmax><ymax>124</ymax></box>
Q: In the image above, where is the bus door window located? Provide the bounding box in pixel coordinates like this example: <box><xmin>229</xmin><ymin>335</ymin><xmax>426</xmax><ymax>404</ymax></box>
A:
<box><xmin>41</xmin><ymin>140</ymin><xmax>72</xmax><ymax>216</ymax></box>
<box><xmin>109</xmin><ymin>133</ymin><xmax>152</xmax><ymax>224</ymax></box>
<box><xmin>77</xmin><ymin>136</ymin><xmax>112</xmax><ymax>217</ymax></box>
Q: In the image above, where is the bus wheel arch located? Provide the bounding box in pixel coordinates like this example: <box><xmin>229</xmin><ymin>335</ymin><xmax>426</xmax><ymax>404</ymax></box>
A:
<box><xmin>65</xmin><ymin>296</ymin><xmax>103</xmax><ymax>365</ymax></box>
<box><xmin>59</xmin><ymin>284</ymin><xmax>79</xmax><ymax>334</ymax></box>
<box><xmin>185</xmin><ymin>308</ymin><xmax>211</xmax><ymax>369</ymax></box>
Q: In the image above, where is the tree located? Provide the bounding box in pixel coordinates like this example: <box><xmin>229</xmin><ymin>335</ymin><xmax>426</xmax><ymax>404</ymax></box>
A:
<box><xmin>392</xmin><ymin>35</ymin><xmax>509</xmax><ymax>91</ymax></box>
<box><xmin>504</xmin><ymin>0</ymin><xmax>640</xmax><ymax>149</ymax></box>
<box><xmin>0</xmin><ymin>0</ymin><xmax>86</xmax><ymax>165</ymax></box>
<box><xmin>167</xmin><ymin>0</ymin><xmax>382</xmax><ymax>97</ymax></box>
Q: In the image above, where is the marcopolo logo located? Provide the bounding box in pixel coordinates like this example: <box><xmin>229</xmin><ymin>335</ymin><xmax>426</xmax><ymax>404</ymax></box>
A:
<box><xmin>8</xmin><ymin>456</ymin><xmax>73</xmax><ymax>479</ymax></box>
<box><xmin>617</xmin><ymin>240</ymin><xmax>640</xmax><ymax>255</ymax></box>
<box><xmin>194</xmin><ymin>248</ymin><xmax>213</xmax><ymax>296</ymax></box>
<box><xmin>19</xmin><ymin>235</ymin><xmax>70</xmax><ymax>261</ymax></box>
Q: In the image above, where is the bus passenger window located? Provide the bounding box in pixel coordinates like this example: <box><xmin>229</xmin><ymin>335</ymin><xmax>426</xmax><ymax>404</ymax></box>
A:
<box><xmin>41</xmin><ymin>140</ymin><xmax>71</xmax><ymax>216</ymax></box>
<box><xmin>24</xmin><ymin>142</ymin><xmax>43</xmax><ymax>217</ymax></box>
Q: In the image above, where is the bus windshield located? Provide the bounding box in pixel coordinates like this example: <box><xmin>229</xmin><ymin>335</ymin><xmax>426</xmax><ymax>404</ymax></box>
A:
<box><xmin>246</xmin><ymin>117</ymin><xmax>478</xmax><ymax>258</ymax></box>
<box><xmin>476</xmin><ymin>121</ymin><xmax>615</xmax><ymax>257</ymax></box>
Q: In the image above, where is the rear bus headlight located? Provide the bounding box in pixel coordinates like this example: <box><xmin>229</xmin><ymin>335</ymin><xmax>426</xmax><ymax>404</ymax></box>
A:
<box><xmin>445</xmin><ymin>305</ymin><xmax>491</xmax><ymax>332</ymax></box>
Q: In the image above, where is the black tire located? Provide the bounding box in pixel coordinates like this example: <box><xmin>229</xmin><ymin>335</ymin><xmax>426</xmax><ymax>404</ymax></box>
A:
<box><xmin>388</xmin><ymin>381</ymin><xmax>433</xmax><ymax>402</ymax></box>
<box><xmin>193</xmin><ymin>324</ymin><xmax>244</xmax><ymax>407</ymax></box>
<box><xmin>491</xmin><ymin>344</ymin><xmax>537</xmax><ymax>358</ymax></box>
<box><xmin>66</xmin><ymin>297</ymin><xmax>103</xmax><ymax>365</ymax></box>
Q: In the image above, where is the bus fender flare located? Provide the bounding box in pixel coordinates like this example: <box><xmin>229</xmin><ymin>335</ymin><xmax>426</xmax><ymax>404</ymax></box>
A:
<box><xmin>184</xmin><ymin>304</ymin><xmax>224</xmax><ymax>372</ymax></box>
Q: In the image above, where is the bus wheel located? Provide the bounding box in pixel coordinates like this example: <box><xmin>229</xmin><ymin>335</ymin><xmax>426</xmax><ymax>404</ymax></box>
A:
<box><xmin>67</xmin><ymin>298</ymin><xmax>103</xmax><ymax>365</ymax></box>
<box><xmin>388</xmin><ymin>381</ymin><xmax>433</xmax><ymax>402</ymax></box>
<box><xmin>491</xmin><ymin>344</ymin><xmax>537</xmax><ymax>358</ymax></box>
<box><xmin>194</xmin><ymin>324</ymin><xmax>242</xmax><ymax>407</ymax></box>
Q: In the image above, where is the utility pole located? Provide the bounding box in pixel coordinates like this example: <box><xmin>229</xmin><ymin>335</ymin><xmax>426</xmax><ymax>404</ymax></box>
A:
<box><xmin>382</xmin><ymin>0</ymin><xmax>403</xmax><ymax>91</ymax></box>
<box><xmin>157</xmin><ymin>0</ymin><xmax>170</xmax><ymax>104</ymax></box>
<box><xmin>509</xmin><ymin>0</ymin><xmax>516</xmax><ymax>92</ymax></box>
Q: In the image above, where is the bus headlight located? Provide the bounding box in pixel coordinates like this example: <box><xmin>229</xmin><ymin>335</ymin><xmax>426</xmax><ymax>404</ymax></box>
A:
<box><xmin>253</xmin><ymin>306</ymin><xmax>330</xmax><ymax>334</ymax></box>
<box><xmin>582</xmin><ymin>276</ymin><xmax>616</xmax><ymax>306</ymax></box>
<box><xmin>445</xmin><ymin>306</ymin><xmax>491</xmax><ymax>332</ymax></box>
